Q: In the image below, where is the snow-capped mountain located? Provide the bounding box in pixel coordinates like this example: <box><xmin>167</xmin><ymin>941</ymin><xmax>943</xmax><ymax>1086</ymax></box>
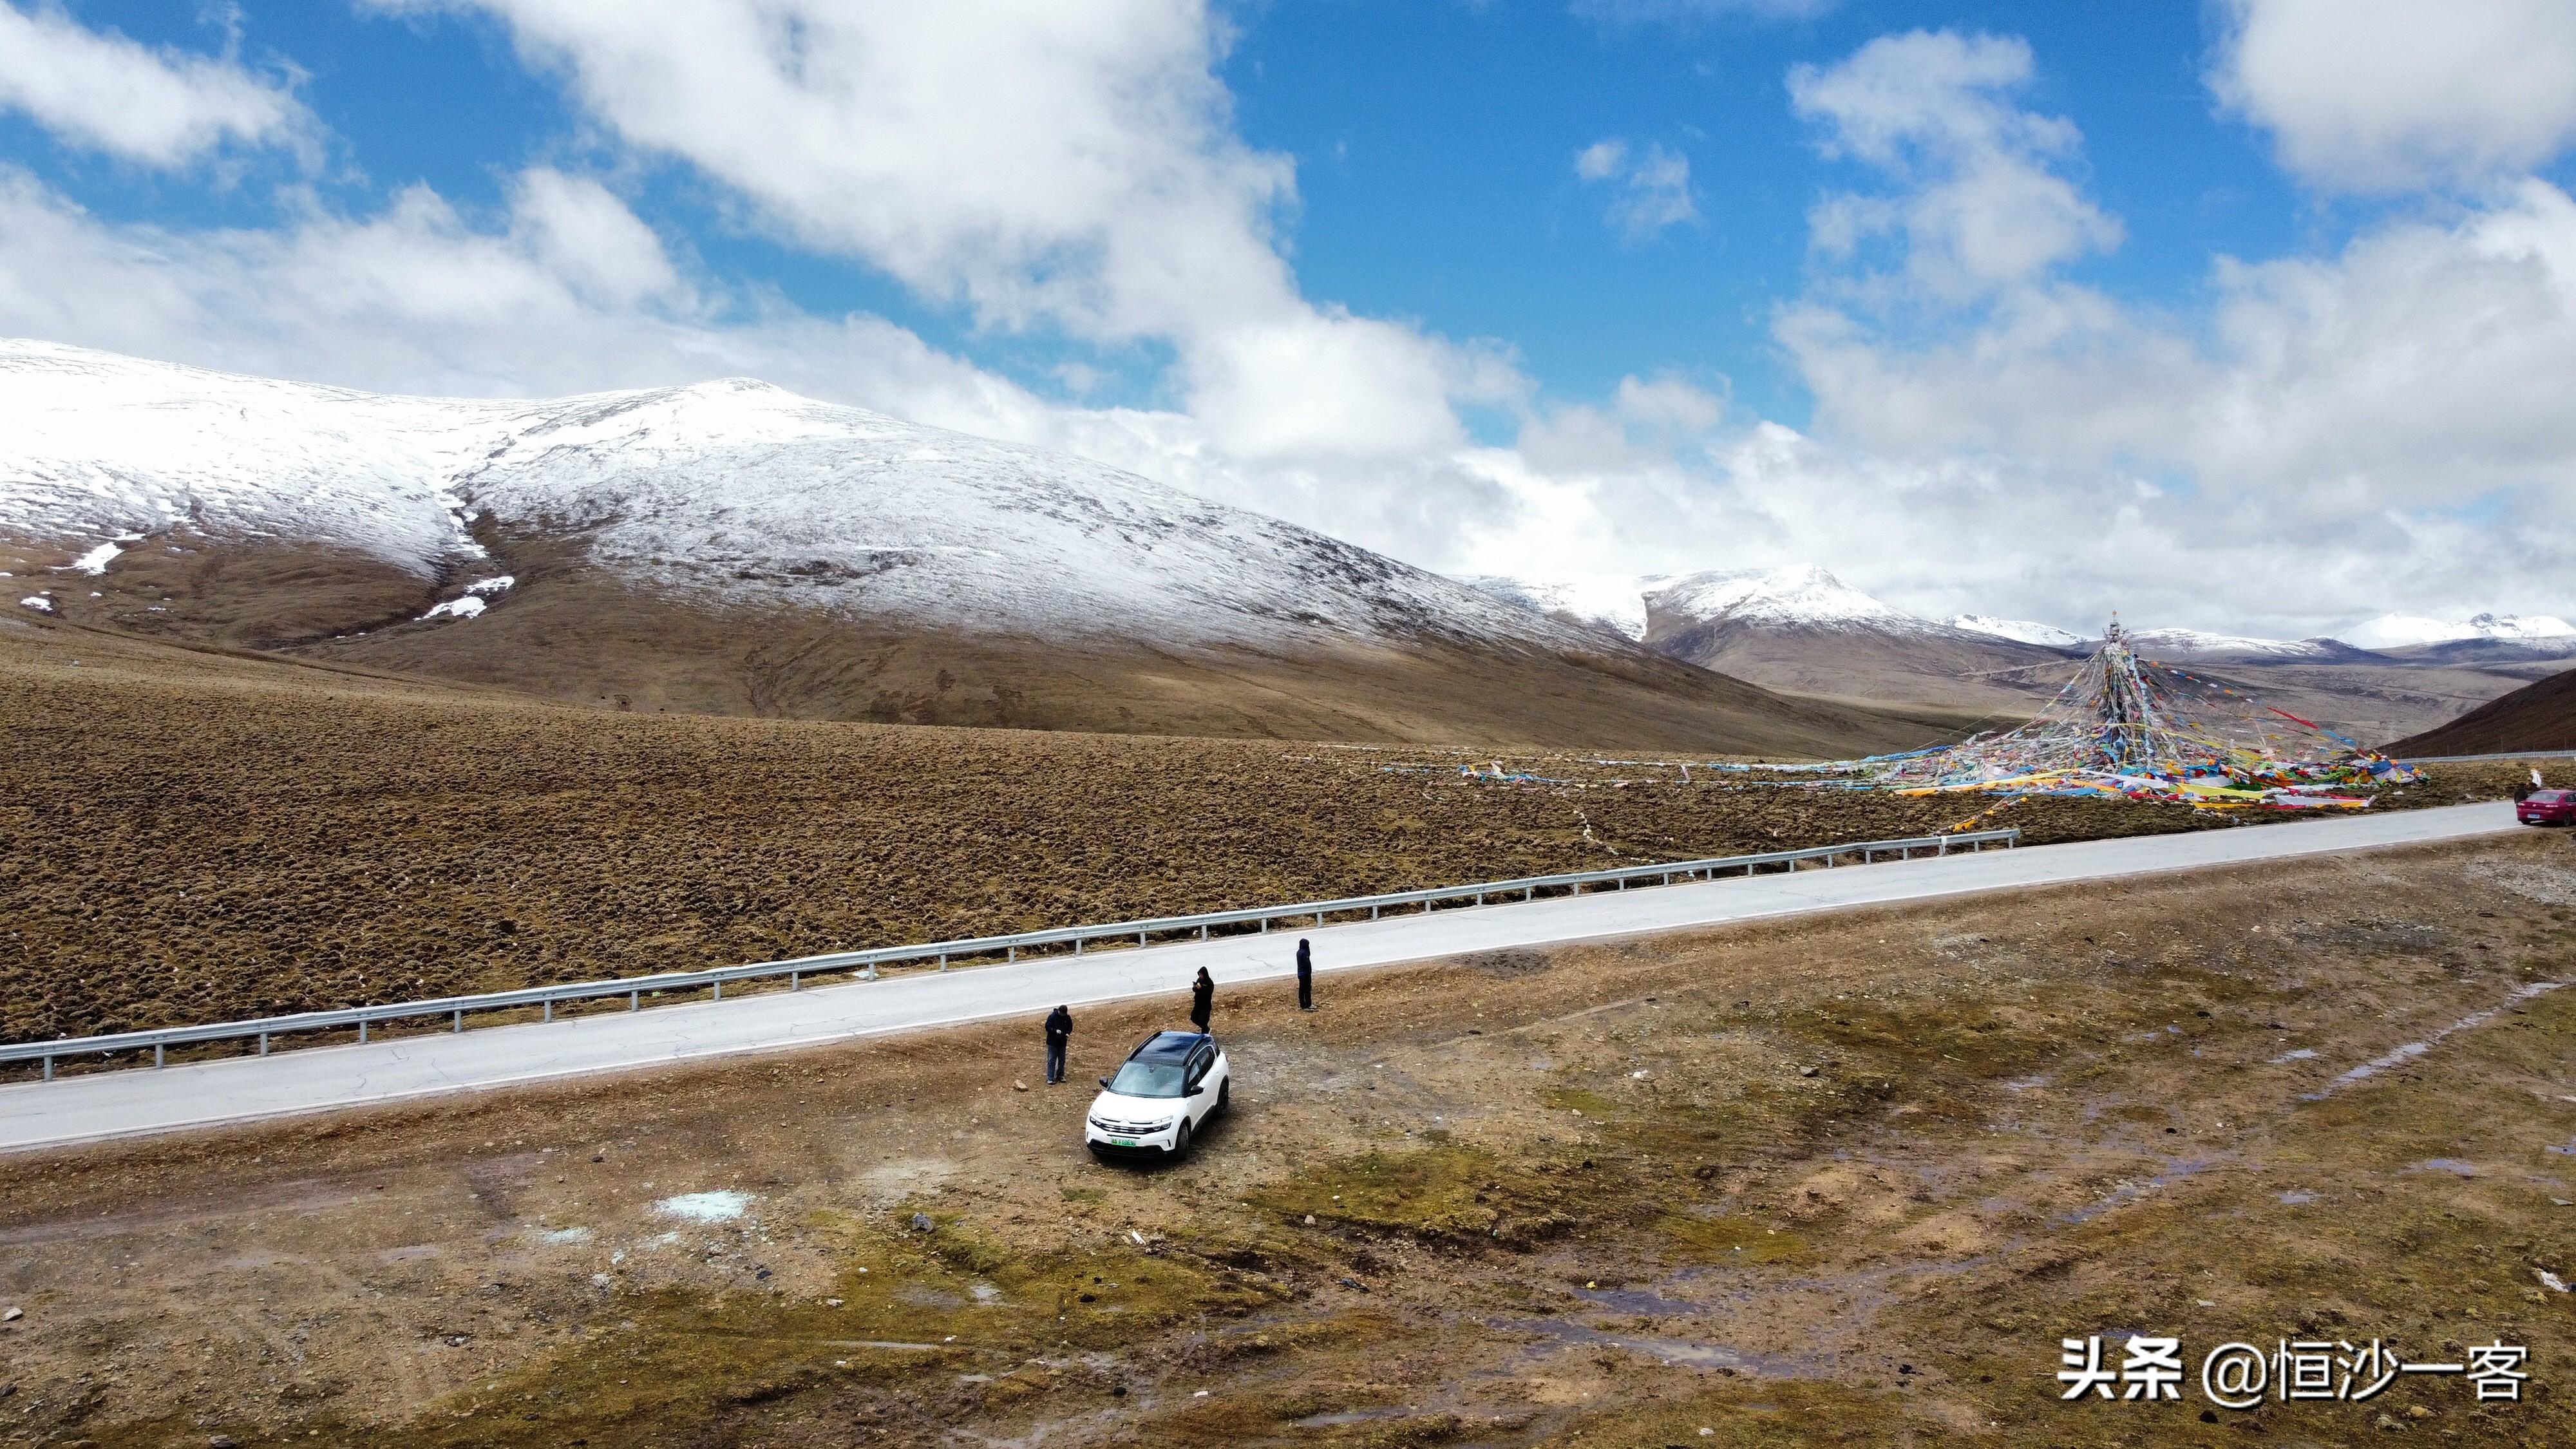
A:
<box><xmin>1452</xmin><ymin>556</ymin><xmax>2555</xmax><ymax>741</ymax></box>
<box><xmin>1462</xmin><ymin>563</ymin><xmax>1941</xmax><ymax>641</ymax></box>
<box><xmin>4</xmin><ymin>339</ymin><xmax>1945</xmax><ymax>752</ymax></box>
<box><xmin>1949</xmin><ymin>614</ymin><xmax>2083</xmax><ymax>648</ymax></box>
<box><xmin>1457</xmin><ymin>564</ymin><xmax>2085</xmax><ymax>714</ymax></box>
<box><xmin>2119</xmin><ymin>627</ymin><xmax>2335</xmax><ymax>659</ymax></box>
<box><xmin>0</xmin><ymin>339</ymin><xmax>1598</xmax><ymax>653</ymax></box>
<box><xmin>2342</xmin><ymin>612</ymin><xmax>2576</xmax><ymax>649</ymax></box>
<box><xmin>1645</xmin><ymin>564</ymin><xmax>1935</xmax><ymax>634</ymax></box>
<box><xmin>1631</xmin><ymin>564</ymin><xmax>2080</xmax><ymax>714</ymax></box>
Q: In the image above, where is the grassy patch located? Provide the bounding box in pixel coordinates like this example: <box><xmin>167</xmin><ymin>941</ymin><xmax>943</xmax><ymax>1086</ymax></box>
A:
<box><xmin>1533</xmin><ymin>1379</ymin><xmax>1914</xmax><ymax>1447</ymax></box>
<box><xmin>370</xmin><ymin>1207</ymin><xmax>1291</xmax><ymax>1447</ymax></box>
<box><xmin>1244</xmin><ymin>1144</ymin><xmax>1591</xmax><ymax>1245</ymax></box>
<box><xmin>1656</xmin><ymin>1209</ymin><xmax>1811</xmax><ymax>1265</ymax></box>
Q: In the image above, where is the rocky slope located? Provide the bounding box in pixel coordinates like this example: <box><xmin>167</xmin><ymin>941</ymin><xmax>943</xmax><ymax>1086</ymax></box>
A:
<box><xmin>2383</xmin><ymin>665</ymin><xmax>2576</xmax><ymax>756</ymax></box>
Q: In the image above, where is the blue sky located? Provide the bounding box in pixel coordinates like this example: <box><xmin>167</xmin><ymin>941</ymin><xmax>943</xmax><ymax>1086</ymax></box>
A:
<box><xmin>8</xmin><ymin>0</ymin><xmax>2325</xmax><ymax>423</ymax></box>
<box><xmin>5</xmin><ymin>1</ymin><xmax>2576</xmax><ymax>638</ymax></box>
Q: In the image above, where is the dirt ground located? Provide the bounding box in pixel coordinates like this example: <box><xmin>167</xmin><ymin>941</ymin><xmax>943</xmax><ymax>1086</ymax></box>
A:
<box><xmin>0</xmin><ymin>622</ymin><xmax>2528</xmax><ymax>1048</ymax></box>
<box><xmin>4</xmin><ymin>831</ymin><xmax>2573</xmax><ymax>1446</ymax></box>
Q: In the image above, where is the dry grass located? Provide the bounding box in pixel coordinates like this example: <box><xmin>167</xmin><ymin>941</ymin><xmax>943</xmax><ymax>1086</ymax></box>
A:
<box><xmin>1</xmin><ymin>622</ymin><xmax>2526</xmax><ymax>1045</ymax></box>
<box><xmin>2</xmin><ymin>835</ymin><xmax>2571</xmax><ymax>1445</ymax></box>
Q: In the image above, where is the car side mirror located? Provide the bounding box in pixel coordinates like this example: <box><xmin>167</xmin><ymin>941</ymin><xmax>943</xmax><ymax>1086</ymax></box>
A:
<box><xmin>1186</xmin><ymin>1084</ymin><xmax>1206</xmax><ymax>1097</ymax></box>
<box><xmin>1098</xmin><ymin>1077</ymin><xmax>1112</xmax><ymax>1089</ymax></box>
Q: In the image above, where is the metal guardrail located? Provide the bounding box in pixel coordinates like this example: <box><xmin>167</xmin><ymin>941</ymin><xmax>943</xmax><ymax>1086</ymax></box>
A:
<box><xmin>2397</xmin><ymin>748</ymin><xmax>2576</xmax><ymax>765</ymax></box>
<box><xmin>1</xmin><ymin>827</ymin><xmax>2018</xmax><ymax>1082</ymax></box>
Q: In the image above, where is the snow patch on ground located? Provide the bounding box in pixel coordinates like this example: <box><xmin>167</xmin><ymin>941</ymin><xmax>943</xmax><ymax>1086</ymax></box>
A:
<box><xmin>421</xmin><ymin>595</ymin><xmax>486</xmax><ymax>620</ymax></box>
<box><xmin>462</xmin><ymin>575</ymin><xmax>514</xmax><ymax>596</ymax></box>
<box><xmin>68</xmin><ymin>541</ymin><xmax>122</xmax><ymax>574</ymax></box>
<box><xmin>653</xmin><ymin>1190</ymin><xmax>752</xmax><ymax>1223</ymax></box>
<box><xmin>17</xmin><ymin>595</ymin><xmax>51</xmax><ymax>612</ymax></box>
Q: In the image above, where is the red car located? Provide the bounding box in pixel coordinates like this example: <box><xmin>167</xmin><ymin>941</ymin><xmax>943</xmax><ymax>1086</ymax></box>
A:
<box><xmin>2521</xmin><ymin>789</ymin><xmax>2576</xmax><ymax>826</ymax></box>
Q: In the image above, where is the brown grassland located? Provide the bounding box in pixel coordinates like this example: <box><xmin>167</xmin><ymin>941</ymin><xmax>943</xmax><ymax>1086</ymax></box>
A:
<box><xmin>0</xmin><ymin>621</ymin><xmax>2527</xmax><ymax>1048</ymax></box>
<box><xmin>1</xmin><ymin>833</ymin><xmax>2572</xmax><ymax>1446</ymax></box>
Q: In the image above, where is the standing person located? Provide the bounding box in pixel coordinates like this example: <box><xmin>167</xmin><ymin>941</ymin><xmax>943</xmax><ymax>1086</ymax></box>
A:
<box><xmin>1189</xmin><ymin>967</ymin><xmax>1215</xmax><ymax>1033</ymax></box>
<box><xmin>1296</xmin><ymin>938</ymin><xmax>1314</xmax><ymax>1012</ymax></box>
<box><xmin>1043</xmin><ymin>1005</ymin><xmax>1072</xmax><ymax>1085</ymax></box>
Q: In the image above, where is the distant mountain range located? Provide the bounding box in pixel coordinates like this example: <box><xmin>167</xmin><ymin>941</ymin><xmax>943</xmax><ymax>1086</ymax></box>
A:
<box><xmin>1463</xmin><ymin>564</ymin><xmax>2575</xmax><ymax>745</ymax></box>
<box><xmin>6</xmin><ymin>339</ymin><xmax>2559</xmax><ymax>753</ymax></box>
<box><xmin>2344</xmin><ymin>612</ymin><xmax>2576</xmax><ymax>649</ymax></box>
<box><xmin>0</xmin><ymin>340</ymin><xmax>1953</xmax><ymax>754</ymax></box>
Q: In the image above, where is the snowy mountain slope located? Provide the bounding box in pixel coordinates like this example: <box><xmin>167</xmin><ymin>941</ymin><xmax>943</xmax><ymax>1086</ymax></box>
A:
<box><xmin>1454</xmin><ymin>573</ymin><xmax>1651</xmax><ymax>640</ymax></box>
<box><xmin>4</xmin><ymin>340</ymin><xmax>1964</xmax><ymax>752</ymax></box>
<box><xmin>2119</xmin><ymin>627</ymin><xmax>2335</xmax><ymax>659</ymax></box>
<box><xmin>1950</xmin><ymin>614</ymin><xmax>2083</xmax><ymax>648</ymax></box>
<box><xmin>1462</xmin><ymin>564</ymin><xmax>1947</xmax><ymax>641</ymax></box>
<box><xmin>1644</xmin><ymin>564</ymin><xmax>1935</xmax><ymax>634</ymax></box>
<box><xmin>0</xmin><ymin>339</ymin><xmax>1611</xmax><ymax>654</ymax></box>
<box><xmin>0</xmin><ymin>339</ymin><xmax>501</xmax><ymax>573</ymax></box>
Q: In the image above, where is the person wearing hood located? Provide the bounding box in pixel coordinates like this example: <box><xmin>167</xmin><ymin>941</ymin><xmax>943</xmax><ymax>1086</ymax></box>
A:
<box><xmin>1189</xmin><ymin>967</ymin><xmax>1215</xmax><ymax>1033</ymax></box>
<box><xmin>1296</xmin><ymin>938</ymin><xmax>1314</xmax><ymax>1011</ymax></box>
<box><xmin>1043</xmin><ymin>1005</ymin><xmax>1073</xmax><ymax>1084</ymax></box>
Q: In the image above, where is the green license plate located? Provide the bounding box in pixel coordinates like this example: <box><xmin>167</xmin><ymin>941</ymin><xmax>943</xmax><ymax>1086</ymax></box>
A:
<box><xmin>1110</xmin><ymin>1137</ymin><xmax>1137</xmax><ymax>1147</ymax></box>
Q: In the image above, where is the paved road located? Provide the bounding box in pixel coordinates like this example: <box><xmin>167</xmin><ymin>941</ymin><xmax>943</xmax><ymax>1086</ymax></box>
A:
<box><xmin>0</xmin><ymin>801</ymin><xmax>2519</xmax><ymax>1153</ymax></box>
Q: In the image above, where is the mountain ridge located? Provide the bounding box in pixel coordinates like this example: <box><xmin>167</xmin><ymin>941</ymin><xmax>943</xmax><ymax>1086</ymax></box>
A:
<box><xmin>1459</xmin><ymin>564</ymin><xmax>2570</xmax><ymax>741</ymax></box>
<box><xmin>0</xmin><ymin>339</ymin><xmax>1958</xmax><ymax>753</ymax></box>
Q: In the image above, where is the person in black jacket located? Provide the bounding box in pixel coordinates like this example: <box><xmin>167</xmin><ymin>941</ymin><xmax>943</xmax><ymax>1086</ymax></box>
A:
<box><xmin>1043</xmin><ymin>1005</ymin><xmax>1072</xmax><ymax>1084</ymax></box>
<box><xmin>1189</xmin><ymin>968</ymin><xmax>1215</xmax><ymax>1033</ymax></box>
<box><xmin>1296</xmin><ymin>938</ymin><xmax>1314</xmax><ymax>1011</ymax></box>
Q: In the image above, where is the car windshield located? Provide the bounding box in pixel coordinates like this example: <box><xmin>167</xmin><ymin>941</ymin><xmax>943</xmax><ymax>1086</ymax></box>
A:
<box><xmin>1108</xmin><ymin>1061</ymin><xmax>1186</xmax><ymax>1098</ymax></box>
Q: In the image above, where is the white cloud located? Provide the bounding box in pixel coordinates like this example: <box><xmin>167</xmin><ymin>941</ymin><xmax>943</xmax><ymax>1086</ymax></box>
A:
<box><xmin>369</xmin><ymin>0</ymin><xmax>1502</xmax><ymax>465</ymax></box>
<box><xmin>1788</xmin><ymin>30</ymin><xmax>2119</xmax><ymax>301</ymax></box>
<box><xmin>2213</xmin><ymin>0</ymin><xmax>2576</xmax><ymax>192</ymax></box>
<box><xmin>0</xmin><ymin>2</ymin><xmax>312</xmax><ymax>167</ymax></box>
<box><xmin>3</xmin><ymin>8</ymin><xmax>2566</xmax><ymax>642</ymax></box>
<box><xmin>0</xmin><ymin>164</ymin><xmax>1011</xmax><ymax>424</ymax></box>
<box><xmin>506</xmin><ymin>168</ymin><xmax>681</xmax><ymax>307</ymax></box>
<box><xmin>1574</xmin><ymin>138</ymin><xmax>1699</xmax><ymax>242</ymax></box>
<box><xmin>0</xmin><ymin>162</ymin><xmax>1526</xmax><ymax>567</ymax></box>
<box><xmin>1767</xmin><ymin>28</ymin><xmax>2576</xmax><ymax>635</ymax></box>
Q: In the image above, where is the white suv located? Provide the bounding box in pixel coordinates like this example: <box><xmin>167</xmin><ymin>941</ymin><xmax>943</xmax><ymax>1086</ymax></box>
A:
<box><xmin>1085</xmin><ymin>1030</ymin><xmax>1231</xmax><ymax>1160</ymax></box>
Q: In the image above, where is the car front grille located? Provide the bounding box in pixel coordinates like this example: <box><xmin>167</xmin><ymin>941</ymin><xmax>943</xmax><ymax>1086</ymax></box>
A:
<box><xmin>1090</xmin><ymin>1117</ymin><xmax>1171</xmax><ymax>1135</ymax></box>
